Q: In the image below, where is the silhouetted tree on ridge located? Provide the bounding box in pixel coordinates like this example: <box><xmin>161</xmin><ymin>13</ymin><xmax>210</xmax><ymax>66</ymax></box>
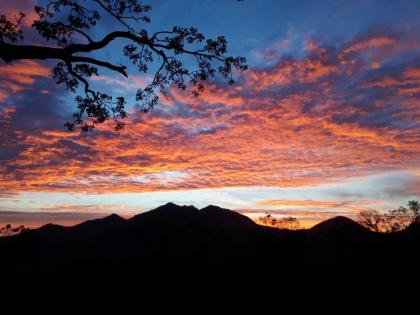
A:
<box><xmin>0</xmin><ymin>224</ymin><xmax>29</xmax><ymax>237</ymax></box>
<box><xmin>258</xmin><ymin>214</ymin><xmax>301</xmax><ymax>230</ymax></box>
<box><xmin>358</xmin><ymin>200</ymin><xmax>419</xmax><ymax>232</ymax></box>
<box><xmin>0</xmin><ymin>0</ymin><xmax>247</xmax><ymax>131</ymax></box>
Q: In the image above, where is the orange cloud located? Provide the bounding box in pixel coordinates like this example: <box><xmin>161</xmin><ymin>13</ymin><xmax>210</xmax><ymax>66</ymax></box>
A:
<box><xmin>0</xmin><ymin>60</ymin><xmax>50</xmax><ymax>100</ymax></box>
<box><xmin>0</xmin><ymin>60</ymin><xmax>50</xmax><ymax>83</ymax></box>
<box><xmin>402</xmin><ymin>66</ymin><xmax>420</xmax><ymax>80</ymax></box>
<box><xmin>0</xmin><ymin>28</ymin><xmax>419</xmax><ymax>199</ymax></box>
<box><xmin>246</xmin><ymin>48</ymin><xmax>341</xmax><ymax>90</ymax></box>
<box><xmin>342</xmin><ymin>37</ymin><xmax>397</xmax><ymax>54</ymax></box>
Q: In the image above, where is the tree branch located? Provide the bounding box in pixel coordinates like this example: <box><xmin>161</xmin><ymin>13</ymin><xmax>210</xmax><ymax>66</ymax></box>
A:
<box><xmin>0</xmin><ymin>42</ymin><xmax>68</xmax><ymax>62</ymax></box>
<box><xmin>65</xmin><ymin>61</ymin><xmax>92</xmax><ymax>95</ymax></box>
<box><xmin>70</xmin><ymin>56</ymin><xmax>128</xmax><ymax>77</ymax></box>
<box><xmin>93</xmin><ymin>0</ymin><xmax>134</xmax><ymax>31</ymax></box>
<box><xmin>0</xmin><ymin>1</ymin><xmax>247</xmax><ymax>131</ymax></box>
<box><xmin>71</xmin><ymin>28</ymin><xmax>94</xmax><ymax>43</ymax></box>
<box><xmin>66</xmin><ymin>31</ymin><xmax>147</xmax><ymax>54</ymax></box>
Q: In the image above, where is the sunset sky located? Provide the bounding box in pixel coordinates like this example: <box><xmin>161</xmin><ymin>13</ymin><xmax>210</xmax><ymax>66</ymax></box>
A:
<box><xmin>0</xmin><ymin>0</ymin><xmax>419</xmax><ymax>227</ymax></box>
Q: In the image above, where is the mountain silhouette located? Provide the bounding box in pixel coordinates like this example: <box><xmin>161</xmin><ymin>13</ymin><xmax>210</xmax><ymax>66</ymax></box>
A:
<box><xmin>0</xmin><ymin>203</ymin><xmax>419</xmax><ymax>285</ymax></box>
<box><xmin>309</xmin><ymin>215</ymin><xmax>370</xmax><ymax>235</ymax></box>
<box><xmin>129</xmin><ymin>202</ymin><xmax>199</xmax><ymax>227</ymax></box>
<box><xmin>72</xmin><ymin>213</ymin><xmax>126</xmax><ymax>231</ymax></box>
<box><xmin>199</xmin><ymin>205</ymin><xmax>257</xmax><ymax>229</ymax></box>
<box><xmin>308</xmin><ymin>215</ymin><xmax>372</xmax><ymax>247</ymax></box>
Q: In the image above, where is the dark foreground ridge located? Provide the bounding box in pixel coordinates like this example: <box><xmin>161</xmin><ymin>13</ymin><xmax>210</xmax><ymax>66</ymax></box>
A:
<box><xmin>1</xmin><ymin>203</ymin><xmax>420</xmax><ymax>284</ymax></box>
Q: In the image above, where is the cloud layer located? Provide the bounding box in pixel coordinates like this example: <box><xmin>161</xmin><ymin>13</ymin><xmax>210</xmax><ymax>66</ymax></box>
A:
<box><xmin>0</xmin><ymin>24</ymin><xmax>419</xmax><ymax>225</ymax></box>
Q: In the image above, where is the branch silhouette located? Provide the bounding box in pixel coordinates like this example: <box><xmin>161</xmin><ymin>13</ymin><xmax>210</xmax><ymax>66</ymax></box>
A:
<box><xmin>0</xmin><ymin>0</ymin><xmax>247</xmax><ymax>131</ymax></box>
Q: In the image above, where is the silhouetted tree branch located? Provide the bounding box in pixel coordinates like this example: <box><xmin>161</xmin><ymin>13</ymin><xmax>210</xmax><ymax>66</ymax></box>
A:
<box><xmin>0</xmin><ymin>0</ymin><xmax>247</xmax><ymax>131</ymax></box>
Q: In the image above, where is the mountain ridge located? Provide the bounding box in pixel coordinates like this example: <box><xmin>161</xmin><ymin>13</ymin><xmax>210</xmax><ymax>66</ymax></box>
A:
<box><xmin>0</xmin><ymin>202</ymin><xmax>419</xmax><ymax>283</ymax></box>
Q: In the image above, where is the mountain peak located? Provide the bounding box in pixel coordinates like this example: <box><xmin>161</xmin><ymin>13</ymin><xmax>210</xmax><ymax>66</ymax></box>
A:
<box><xmin>104</xmin><ymin>213</ymin><xmax>125</xmax><ymax>221</ymax></box>
<box><xmin>153</xmin><ymin>202</ymin><xmax>198</xmax><ymax>213</ymax></box>
<box><xmin>199</xmin><ymin>205</ymin><xmax>257</xmax><ymax>228</ymax></box>
<box><xmin>72</xmin><ymin>213</ymin><xmax>126</xmax><ymax>232</ymax></box>
<box><xmin>310</xmin><ymin>216</ymin><xmax>367</xmax><ymax>233</ymax></box>
<box><xmin>200</xmin><ymin>205</ymin><xmax>224</xmax><ymax>212</ymax></box>
<box><xmin>130</xmin><ymin>202</ymin><xmax>199</xmax><ymax>223</ymax></box>
<box><xmin>162</xmin><ymin>202</ymin><xmax>178</xmax><ymax>207</ymax></box>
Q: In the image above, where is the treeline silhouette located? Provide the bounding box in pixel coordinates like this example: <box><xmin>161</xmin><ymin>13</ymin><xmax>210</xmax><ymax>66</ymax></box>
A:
<box><xmin>0</xmin><ymin>224</ymin><xmax>30</xmax><ymax>237</ymax></box>
<box><xmin>258</xmin><ymin>214</ymin><xmax>301</xmax><ymax>229</ymax></box>
<box><xmin>357</xmin><ymin>200</ymin><xmax>419</xmax><ymax>232</ymax></box>
<box><xmin>0</xmin><ymin>201</ymin><xmax>419</xmax><ymax>286</ymax></box>
<box><xmin>256</xmin><ymin>200</ymin><xmax>420</xmax><ymax>232</ymax></box>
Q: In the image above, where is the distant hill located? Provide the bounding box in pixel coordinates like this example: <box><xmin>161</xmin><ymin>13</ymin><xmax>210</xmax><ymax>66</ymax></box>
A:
<box><xmin>310</xmin><ymin>216</ymin><xmax>369</xmax><ymax>233</ymax></box>
<box><xmin>0</xmin><ymin>203</ymin><xmax>419</xmax><ymax>284</ymax></box>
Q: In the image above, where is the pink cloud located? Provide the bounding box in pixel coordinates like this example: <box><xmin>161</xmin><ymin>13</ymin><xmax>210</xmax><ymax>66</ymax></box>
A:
<box><xmin>0</xmin><ymin>60</ymin><xmax>50</xmax><ymax>100</ymax></box>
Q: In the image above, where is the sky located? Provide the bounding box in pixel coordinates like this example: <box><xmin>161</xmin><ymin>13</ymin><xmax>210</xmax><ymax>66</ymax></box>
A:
<box><xmin>0</xmin><ymin>0</ymin><xmax>419</xmax><ymax>228</ymax></box>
